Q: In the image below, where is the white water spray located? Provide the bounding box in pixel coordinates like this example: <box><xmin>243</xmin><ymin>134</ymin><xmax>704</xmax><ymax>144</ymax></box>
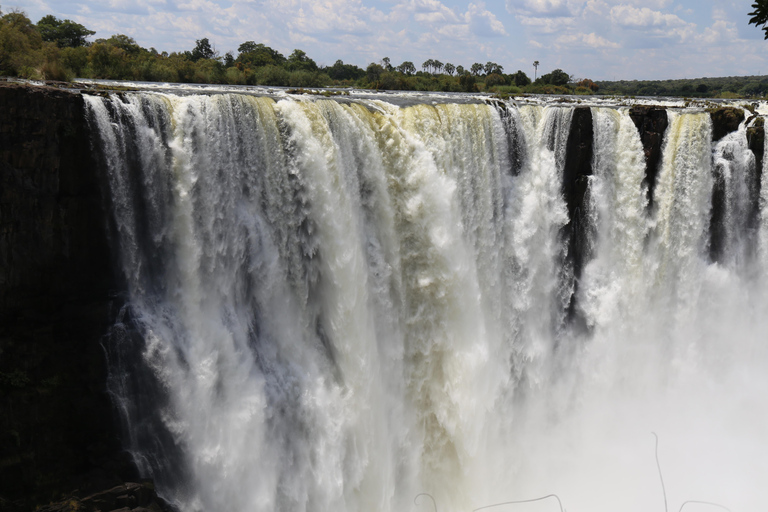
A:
<box><xmin>86</xmin><ymin>93</ymin><xmax>768</xmax><ymax>512</ymax></box>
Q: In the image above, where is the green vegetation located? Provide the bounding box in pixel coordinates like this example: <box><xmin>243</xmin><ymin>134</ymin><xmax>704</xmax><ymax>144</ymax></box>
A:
<box><xmin>1</xmin><ymin>6</ymin><xmax>767</xmax><ymax>98</ymax></box>
<box><xmin>749</xmin><ymin>0</ymin><xmax>768</xmax><ymax>39</ymax></box>
<box><xmin>595</xmin><ymin>76</ymin><xmax>768</xmax><ymax>99</ymax></box>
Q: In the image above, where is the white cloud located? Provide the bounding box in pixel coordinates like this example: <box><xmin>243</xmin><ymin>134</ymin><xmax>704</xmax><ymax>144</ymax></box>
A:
<box><xmin>517</xmin><ymin>14</ymin><xmax>575</xmax><ymax>33</ymax></box>
<box><xmin>555</xmin><ymin>31</ymin><xmax>619</xmax><ymax>48</ymax></box>
<box><xmin>609</xmin><ymin>5</ymin><xmax>686</xmax><ymax>29</ymax></box>
<box><xmin>465</xmin><ymin>2</ymin><xmax>508</xmax><ymax>37</ymax></box>
<box><xmin>506</xmin><ymin>0</ymin><xmax>583</xmax><ymax>17</ymax></box>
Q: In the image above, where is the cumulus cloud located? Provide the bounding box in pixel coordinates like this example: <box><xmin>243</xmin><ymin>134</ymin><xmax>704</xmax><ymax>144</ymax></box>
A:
<box><xmin>555</xmin><ymin>31</ymin><xmax>619</xmax><ymax>48</ymax></box>
<box><xmin>466</xmin><ymin>2</ymin><xmax>508</xmax><ymax>37</ymax></box>
<box><xmin>517</xmin><ymin>14</ymin><xmax>576</xmax><ymax>33</ymax></box>
<box><xmin>506</xmin><ymin>0</ymin><xmax>583</xmax><ymax>17</ymax></box>
<box><xmin>609</xmin><ymin>5</ymin><xmax>686</xmax><ymax>29</ymax></box>
<box><xmin>266</xmin><ymin>0</ymin><xmax>375</xmax><ymax>36</ymax></box>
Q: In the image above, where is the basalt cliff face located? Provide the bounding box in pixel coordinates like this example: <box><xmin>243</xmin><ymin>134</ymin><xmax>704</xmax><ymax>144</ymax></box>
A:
<box><xmin>0</xmin><ymin>82</ymin><xmax>137</xmax><ymax>511</ymax></box>
<box><xmin>0</xmin><ymin>82</ymin><xmax>764</xmax><ymax>511</ymax></box>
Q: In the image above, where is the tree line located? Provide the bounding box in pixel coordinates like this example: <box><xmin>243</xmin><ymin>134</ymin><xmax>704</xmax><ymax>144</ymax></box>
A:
<box><xmin>1</xmin><ymin>8</ymin><xmax>599</xmax><ymax>95</ymax></box>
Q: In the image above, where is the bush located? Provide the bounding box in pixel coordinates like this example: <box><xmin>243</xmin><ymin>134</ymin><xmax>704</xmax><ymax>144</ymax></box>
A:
<box><xmin>60</xmin><ymin>46</ymin><xmax>87</xmax><ymax>76</ymax></box>
<box><xmin>225</xmin><ymin>66</ymin><xmax>246</xmax><ymax>85</ymax></box>
<box><xmin>256</xmin><ymin>65</ymin><xmax>289</xmax><ymax>85</ymax></box>
<box><xmin>288</xmin><ymin>70</ymin><xmax>324</xmax><ymax>87</ymax></box>
<box><xmin>41</xmin><ymin>58</ymin><xmax>71</xmax><ymax>80</ymax></box>
<box><xmin>484</xmin><ymin>73</ymin><xmax>507</xmax><ymax>87</ymax></box>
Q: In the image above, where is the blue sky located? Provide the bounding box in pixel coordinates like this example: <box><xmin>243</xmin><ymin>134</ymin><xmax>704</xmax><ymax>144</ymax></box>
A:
<box><xmin>7</xmin><ymin>0</ymin><xmax>768</xmax><ymax>80</ymax></box>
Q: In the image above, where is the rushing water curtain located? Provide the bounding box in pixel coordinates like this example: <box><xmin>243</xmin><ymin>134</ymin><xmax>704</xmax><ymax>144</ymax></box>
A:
<box><xmin>86</xmin><ymin>93</ymin><xmax>768</xmax><ymax>512</ymax></box>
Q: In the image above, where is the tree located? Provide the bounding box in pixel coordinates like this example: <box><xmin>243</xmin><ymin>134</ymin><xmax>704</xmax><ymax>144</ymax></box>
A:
<box><xmin>433</xmin><ymin>59</ymin><xmax>443</xmax><ymax>74</ymax></box>
<box><xmin>327</xmin><ymin>59</ymin><xmax>365</xmax><ymax>80</ymax></box>
<box><xmin>456</xmin><ymin>64</ymin><xmax>465</xmax><ymax>75</ymax></box>
<box><xmin>397</xmin><ymin>60</ymin><xmax>415</xmax><ymax>75</ymax></box>
<box><xmin>0</xmin><ymin>10</ymin><xmax>45</xmax><ymax>77</ymax></box>
<box><xmin>749</xmin><ymin>0</ymin><xmax>768</xmax><ymax>38</ymax></box>
<box><xmin>381</xmin><ymin>56</ymin><xmax>392</xmax><ymax>71</ymax></box>
<box><xmin>236</xmin><ymin>42</ymin><xmax>285</xmax><ymax>67</ymax></box>
<box><xmin>190</xmin><ymin>38</ymin><xmax>215</xmax><ymax>61</ymax></box>
<box><xmin>98</xmin><ymin>34</ymin><xmax>141</xmax><ymax>54</ymax></box>
<box><xmin>533</xmin><ymin>60</ymin><xmax>539</xmax><ymax>81</ymax></box>
<box><xmin>484</xmin><ymin>61</ymin><xmax>503</xmax><ymax>75</ymax></box>
<box><xmin>366</xmin><ymin>62</ymin><xmax>384</xmax><ymax>88</ymax></box>
<box><xmin>470</xmin><ymin>62</ymin><xmax>483</xmax><ymax>75</ymax></box>
<box><xmin>459</xmin><ymin>73</ymin><xmax>478</xmax><ymax>92</ymax></box>
<box><xmin>511</xmin><ymin>70</ymin><xmax>531</xmax><ymax>86</ymax></box>
<box><xmin>538</xmin><ymin>68</ymin><xmax>569</xmax><ymax>86</ymax></box>
<box><xmin>37</xmin><ymin>15</ymin><xmax>94</xmax><ymax>48</ymax></box>
<box><xmin>576</xmin><ymin>78</ymin><xmax>598</xmax><ymax>92</ymax></box>
<box><xmin>286</xmin><ymin>48</ymin><xmax>317</xmax><ymax>71</ymax></box>
<box><xmin>485</xmin><ymin>73</ymin><xmax>506</xmax><ymax>87</ymax></box>
<box><xmin>444</xmin><ymin>62</ymin><xmax>455</xmax><ymax>76</ymax></box>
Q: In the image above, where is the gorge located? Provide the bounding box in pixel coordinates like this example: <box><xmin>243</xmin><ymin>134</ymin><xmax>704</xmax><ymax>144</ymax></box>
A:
<box><xmin>1</xmin><ymin>82</ymin><xmax>767</xmax><ymax>512</ymax></box>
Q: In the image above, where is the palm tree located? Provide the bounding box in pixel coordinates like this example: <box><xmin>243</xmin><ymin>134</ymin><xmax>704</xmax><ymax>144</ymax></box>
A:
<box><xmin>533</xmin><ymin>60</ymin><xmax>539</xmax><ymax>81</ymax></box>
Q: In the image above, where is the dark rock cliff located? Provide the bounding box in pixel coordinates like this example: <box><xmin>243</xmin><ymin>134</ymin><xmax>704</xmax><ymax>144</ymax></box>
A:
<box><xmin>0</xmin><ymin>82</ymin><xmax>134</xmax><ymax>511</ymax></box>
<box><xmin>629</xmin><ymin>105</ymin><xmax>669</xmax><ymax>207</ymax></box>
<box><xmin>561</xmin><ymin>107</ymin><xmax>594</xmax><ymax>326</ymax></box>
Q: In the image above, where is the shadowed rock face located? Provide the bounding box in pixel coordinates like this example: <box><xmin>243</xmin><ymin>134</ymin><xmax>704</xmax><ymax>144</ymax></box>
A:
<box><xmin>35</xmin><ymin>481</ymin><xmax>174</xmax><ymax>512</ymax></box>
<box><xmin>561</xmin><ymin>107</ymin><xmax>594</xmax><ymax>325</ymax></box>
<box><xmin>629</xmin><ymin>106</ymin><xmax>669</xmax><ymax>207</ymax></box>
<box><xmin>748</xmin><ymin>116</ymin><xmax>764</xmax><ymax>182</ymax></box>
<box><xmin>0</xmin><ymin>82</ymin><xmax>132</xmax><ymax>511</ymax></box>
<box><xmin>710</xmin><ymin>106</ymin><xmax>744</xmax><ymax>142</ymax></box>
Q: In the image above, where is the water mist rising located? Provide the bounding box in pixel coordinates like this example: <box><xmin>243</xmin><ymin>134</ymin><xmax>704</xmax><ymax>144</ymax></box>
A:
<box><xmin>86</xmin><ymin>92</ymin><xmax>768</xmax><ymax>512</ymax></box>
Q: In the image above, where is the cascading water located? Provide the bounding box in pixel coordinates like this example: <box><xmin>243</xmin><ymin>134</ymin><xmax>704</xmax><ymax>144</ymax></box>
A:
<box><xmin>85</xmin><ymin>91</ymin><xmax>768</xmax><ymax>512</ymax></box>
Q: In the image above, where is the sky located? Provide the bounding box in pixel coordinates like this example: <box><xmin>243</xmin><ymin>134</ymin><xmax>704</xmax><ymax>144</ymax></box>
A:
<box><xmin>5</xmin><ymin>0</ymin><xmax>768</xmax><ymax>80</ymax></box>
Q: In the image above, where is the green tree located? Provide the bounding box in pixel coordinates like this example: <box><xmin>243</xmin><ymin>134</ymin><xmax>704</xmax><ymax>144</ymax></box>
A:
<box><xmin>0</xmin><ymin>9</ymin><xmax>46</xmax><ymax>76</ymax></box>
<box><xmin>749</xmin><ymin>0</ymin><xmax>768</xmax><ymax>38</ymax></box>
<box><xmin>236</xmin><ymin>41</ymin><xmax>284</xmax><ymax>67</ymax></box>
<box><xmin>190</xmin><ymin>37</ymin><xmax>215</xmax><ymax>61</ymax></box>
<box><xmin>36</xmin><ymin>15</ymin><xmax>94</xmax><ymax>47</ymax></box>
<box><xmin>97</xmin><ymin>34</ymin><xmax>141</xmax><ymax>54</ymax></box>
<box><xmin>533</xmin><ymin>60</ymin><xmax>539</xmax><ymax>80</ymax></box>
<box><xmin>327</xmin><ymin>59</ymin><xmax>365</xmax><ymax>81</ymax></box>
<box><xmin>485</xmin><ymin>73</ymin><xmax>506</xmax><ymax>87</ymax></box>
<box><xmin>538</xmin><ymin>68</ymin><xmax>569</xmax><ymax>86</ymax></box>
<box><xmin>456</xmin><ymin>64</ymin><xmax>465</xmax><ymax>75</ymax></box>
<box><xmin>459</xmin><ymin>73</ymin><xmax>478</xmax><ymax>92</ymax></box>
<box><xmin>366</xmin><ymin>62</ymin><xmax>384</xmax><ymax>87</ymax></box>
<box><xmin>397</xmin><ymin>60</ymin><xmax>415</xmax><ymax>75</ymax></box>
<box><xmin>511</xmin><ymin>69</ymin><xmax>531</xmax><ymax>86</ymax></box>
<box><xmin>444</xmin><ymin>62</ymin><xmax>455</xmax><ymax>76</ymax></box>
<box><xmin>286</xmin><ymin>48</ymin><xmax>317</xmax><ymax>71</ymax></box>
<box><xmin>470</xmin><ymin>62</ymin><xmax>483</xmax><ymax>75</ymax></box>
<box><xmin>484</xmin><ymin>61</ymin><xmax>502</xmax><ymax>75</ymax></box>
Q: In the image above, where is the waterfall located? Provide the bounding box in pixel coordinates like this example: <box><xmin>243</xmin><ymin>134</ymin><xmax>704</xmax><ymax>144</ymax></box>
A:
<box><xmin>86</xmin><ymin>92</ymin><xmax>768</xmax><ymax>512</ymax></box>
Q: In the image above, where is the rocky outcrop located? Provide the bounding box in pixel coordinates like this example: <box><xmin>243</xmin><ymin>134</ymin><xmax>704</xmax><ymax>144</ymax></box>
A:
<box><xmin>35</xmin><ymin>482</ymin><xmax>173</xmax><ymax>512</ymax></box>
<box><xmin>629</xmin><ymin>106</ymin><xmax>668</xmax><ymax>206</ymax></box>
<box><xmin>748</xmin><ymin>116</ymin><xmax>764</xmax><ymax>181</ymax></box>
<box><xmin>0</xmin><ymin>82</ymin><xmax>131</xmax><ymax>511</ymax></box>
<box><xmin>710</xmin><ymin>106</ymin><xmax>744</xmax><ymax>142</ymax></box>
<box><xmin>561</xmin><ymin>107</ymin><xmax>594</xmax><ymax>324</ymax></box>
